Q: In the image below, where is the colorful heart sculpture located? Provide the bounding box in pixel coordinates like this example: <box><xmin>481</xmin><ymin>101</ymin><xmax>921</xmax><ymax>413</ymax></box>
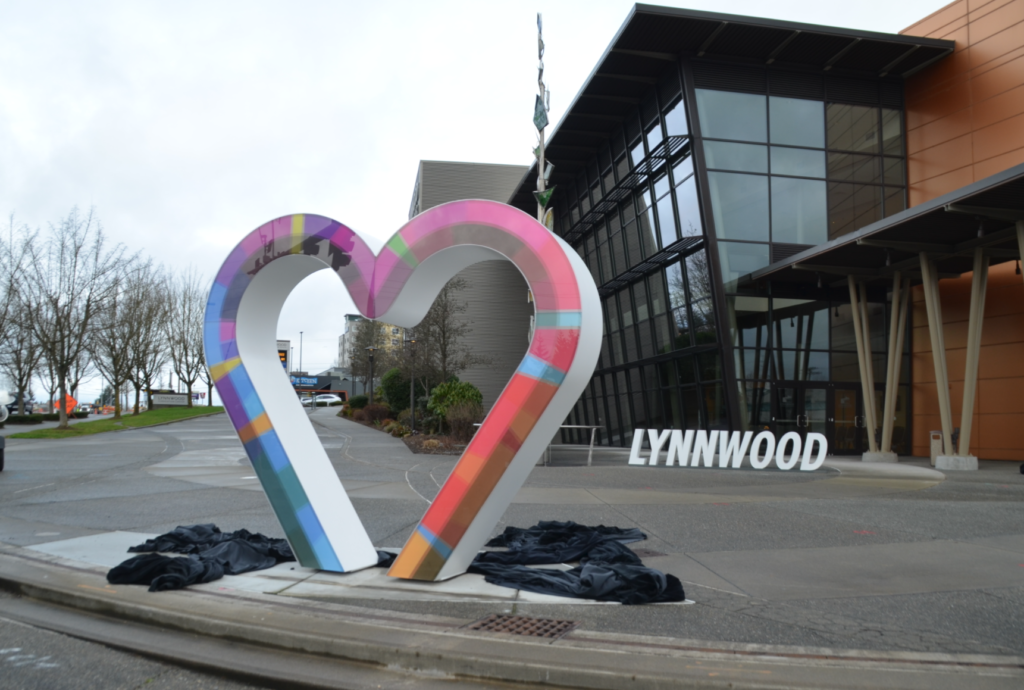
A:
<box><xmin>204</xmin><ymin>200</ymin><xmax>601</xmax><ymax>581</ymax></box>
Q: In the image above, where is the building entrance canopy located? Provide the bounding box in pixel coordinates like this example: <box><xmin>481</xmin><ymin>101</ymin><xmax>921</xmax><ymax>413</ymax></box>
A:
<box><xmin>747</xmin><ymin>162</ymin><xmax>1024</xmax><ymax>289</ymax></box>
<box><xmin>749</xmin><ymin>162</ymin><xmax>1024</xmax><ymax>468</ymax></box>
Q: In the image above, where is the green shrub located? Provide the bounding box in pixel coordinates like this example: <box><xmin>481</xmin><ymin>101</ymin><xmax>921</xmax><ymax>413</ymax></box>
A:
<box><xmin>380</xmin><ymin>369</ymin><xmax>408</xmax><ymax>412</ymax></box>
<box><xmin>383</xmin><ymin>421</ymin><xmax>411</xmax><ymax>438</ymax></box>
<box><xmin>447</xmin><ymin>401</ymin><xmax>484</xmax><ymax>443</ymax></box>
<box><xmin>427</xmin><ymin>380</ymin><xmax>483</xmax><ymax>422</ymax></box>
<box><xmin>40</xmin><ymin>412</ymin><xmax>89</xmax><ymax>421</ymax></box>
<box><xmin>348</xmin><ymin>394</ymin><xmax>369</xmax><ymax>410</ymax></box>
<box><xmin>328</xmin><ymin>400</ymin><xmax>344</xmax><ymax>406</ymax></box>
<box><xmin>7</xmin><ymin>414</ymin><xmax>44</xmax><ymax>425</ymax></box>
<box><xmin>418</xmin><ymin>413</ymin><xmax>441</xmax><ymax>435</ymax></box>
<box><xmin>363</xmin><ymin>403</ymin><xmax>391</xmax><ymax>424</ymax></box>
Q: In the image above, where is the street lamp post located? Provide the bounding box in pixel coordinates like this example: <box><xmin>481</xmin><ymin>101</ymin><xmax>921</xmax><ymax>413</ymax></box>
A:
<box><xmin>365</xmin><ymin>347</ymin><xmax>376</xmax><ymax>404</ymax></box>
<box><xmin>405</xmin><ymin>336</ymin><xmax>416</xmax><ymax>433</ymax></box>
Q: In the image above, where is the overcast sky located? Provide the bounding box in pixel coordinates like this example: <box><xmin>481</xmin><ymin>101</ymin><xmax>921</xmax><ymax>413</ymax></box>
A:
<box><xmin>0</xmin><ymin>0</ymin><xmax>950</xmax><ymax>403</ymax></box>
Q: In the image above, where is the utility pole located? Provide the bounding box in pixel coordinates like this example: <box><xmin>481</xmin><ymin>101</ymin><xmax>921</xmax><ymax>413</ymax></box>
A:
<box><xmin>406</xmin><ymin>335</ymin><xmax>416</xmax><ymax>433</ymax></box>
<box><xmin>299</xmin><ymin>331</ymin><xmax>304</xmax><ymax>373</ymax></box>
<box><xmin>365</xmin><ymin>347</ymin><xmax>376</xmax><ymax>404</ymax></box>
<box><xmin>533</xmin><ymin>12</ymin><xmax>555</xmax><ymax>226</ymax></box>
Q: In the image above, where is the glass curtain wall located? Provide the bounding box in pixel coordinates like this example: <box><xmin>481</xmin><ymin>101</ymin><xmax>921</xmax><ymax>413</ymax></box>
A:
<box><xmin>691</xmin><ymin>71</ymin><xmax>910</xmax><ymax>454</ymax></box>
<box><xmin>726</xmin><ymin>290</ymin><xmax>911</xmax><ymax>453</ymax></box>
<box><xmin>694</xmin><ymin>88</ymin><xmax>906</xmax><ymax>288</ymax></box>
<box><xmin>557</xmin><ymin>68</ymin><xmax>727</xmax><ymax>447</ymax></box>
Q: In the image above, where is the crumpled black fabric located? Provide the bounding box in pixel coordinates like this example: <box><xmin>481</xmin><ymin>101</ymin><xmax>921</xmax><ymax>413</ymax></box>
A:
<box><xmin>109</xmin><ymin>524</ymin><xmax>399</xmax><ymax>592</ymax></box>
<box><xmin>476</xmin><ymin>520</ymin><xmax>646</xmax><ymax>566</ymax></box>
<box><xmin>127</xmin><ymin>524</ymin><xmax>293</xmax><ymax>562</ymax></box>
<box><xmin>107</xmin><ymin>553</ymin><xmax>224</xmax><ymax>592</ymax></box>
<box><xmin>108</xmin><ymin>524</ymin><xmax>294</xmax><ymax>592</ymax></box>
<box><xmin>106</xmin><ymin>522</ymin><xmax>684</xmax><ymax>604</ymax></box>
<box><xmin>469</xmin><ymin>522</ymin><xmax>685</xmax><ymax>605</ymax></box>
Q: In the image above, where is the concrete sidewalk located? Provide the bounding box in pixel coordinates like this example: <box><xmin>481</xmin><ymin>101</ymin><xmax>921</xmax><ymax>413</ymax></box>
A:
<box><xmin>1</xmin><ymin>539</ymin><xmax>1021</xmax><ymax>690</ymax></box>
<box><xmin>1</xmin><ymin>412</ymin><xmax>1023</xmax><ymax>688</ymax></box>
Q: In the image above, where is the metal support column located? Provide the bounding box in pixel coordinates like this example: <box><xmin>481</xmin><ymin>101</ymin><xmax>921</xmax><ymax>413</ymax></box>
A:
<box><xmin>958</xmin><ymin>248</ymin><xmax>989</xmax><ymax>456</ymax></box>
<box><xmin>859</xmin><ymin>282</ymin><xmax>880</xmax><ymax>447</ymax></box>
<box><xmin>1018</xmin><ymin>220</ymin><xmax>1024</xmax><ymax>287</ymax></box>
<box><xmin>848</xmin><ymin>277</ymin><xmax>878</xmax><ymax>453</ymax></box>
<box><xmin>881</xmin><ymin>272</ymin><xmax>910</xmax><ymax>453</ymax></box>
<box><xmin>919</xmin><ymin>253</ymin><xmax>954</xmax><ymax>456</ymax></box>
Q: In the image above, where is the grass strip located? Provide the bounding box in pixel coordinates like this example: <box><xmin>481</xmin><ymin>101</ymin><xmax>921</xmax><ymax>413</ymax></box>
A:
<box><xmin>8</xmin><ymin>406</ymin><xmax>225</xmax><ymax>439</ymax></box>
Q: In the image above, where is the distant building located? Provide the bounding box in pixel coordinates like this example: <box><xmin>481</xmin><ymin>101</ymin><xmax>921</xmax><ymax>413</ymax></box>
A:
<box><xmin>408</xmin><ymin>160</ymin><xmax>534</xmax><ymax>411</ymax></box>
<box><xmin>276</xmin><ymin>339</ymin><xmax>290</xmax><ymax>372</ymax></box>
<box><xmin>338</xmin><ymin>313</ymin><xmax>405</xmax><ymax>369</ymax></box>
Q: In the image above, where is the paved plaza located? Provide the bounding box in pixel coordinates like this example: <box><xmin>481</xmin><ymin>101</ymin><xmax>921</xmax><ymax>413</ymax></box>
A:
<box><xmin>0</xmin><ymin>412</ymin><xmax>1023</xmax><ymax>688</ymax></box>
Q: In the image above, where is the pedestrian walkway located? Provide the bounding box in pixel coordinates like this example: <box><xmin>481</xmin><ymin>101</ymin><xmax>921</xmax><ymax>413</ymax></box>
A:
<box><xmin>1</xmin><ymin>413</ymin><xmax>1023</xmax><ymax>689</ymax></box>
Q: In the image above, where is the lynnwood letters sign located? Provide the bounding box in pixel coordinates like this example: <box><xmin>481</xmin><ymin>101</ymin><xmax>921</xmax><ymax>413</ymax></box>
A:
<box><xmin>628</xmin><ymin>429</ymin><xmax>828</xmax><ymax>472</ymax></box>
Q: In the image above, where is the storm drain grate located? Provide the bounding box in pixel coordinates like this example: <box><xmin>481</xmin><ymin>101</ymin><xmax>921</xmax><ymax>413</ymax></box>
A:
<box><xmin>467</xmin><ymin>614</ymin><xmax>578</xmax><ymax>639</ymax></box>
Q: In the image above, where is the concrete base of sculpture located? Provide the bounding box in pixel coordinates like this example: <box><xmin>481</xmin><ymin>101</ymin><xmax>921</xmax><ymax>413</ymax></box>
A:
<box><xmin>862</xmin><ymin>451</ymin><xmax>898</xmax><ymax>463</ymax></box>
<box><xmin>935</xmin><ymin>454</ymin><xmax>979</xmax><ymax>471</ymax></box>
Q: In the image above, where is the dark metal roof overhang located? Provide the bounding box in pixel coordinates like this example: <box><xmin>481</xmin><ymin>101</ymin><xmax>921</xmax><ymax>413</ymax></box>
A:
<box><xmin>746</xmin><ymin>162</ymin><xmax>1024</xmax><ymax>289</ymax></box>
<box><xmin>509</xmin><ymin>3</ymin><xmax>955</xmax><ymax>215</ymax></box>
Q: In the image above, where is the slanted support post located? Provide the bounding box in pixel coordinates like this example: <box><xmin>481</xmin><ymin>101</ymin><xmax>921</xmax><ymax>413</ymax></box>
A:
<box><xmin>848</xmin><ymin>277</ymin><xmax>878</xmax><ymax>454</ymax></box>
<box><xmin>1017</xmin><ymin>220</ymin><xmax>1024</xmax><ymax>287</ymax></box>
<box><xmin>919</xmin><ymin>253</ymin><xmax>956</xmax><ymax>458</ymax></box>
<box><xmin>958</xmin><ymin>248</ymin><xmax>989</xmax><ymax>459</ymax></box>
<box><xmin>859</xmin><ymin>282</ymin><xmax>879</xmax><ymax>446</ymax></box>
<box><xmin>879</xmin><ymin>272</ymin><xmax>910</xmax><ymax>458</ymax></box>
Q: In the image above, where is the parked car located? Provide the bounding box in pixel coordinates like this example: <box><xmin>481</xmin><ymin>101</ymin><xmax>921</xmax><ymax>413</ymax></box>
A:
<box><xmin>5</xmin><ymin>395</ymin><xmax>31</xmax><ymax>415</ymax></box>
<box><xmin>300</xmin><ymin>394</ymin><xmax>343</xmax><ymax>407</ymax></box>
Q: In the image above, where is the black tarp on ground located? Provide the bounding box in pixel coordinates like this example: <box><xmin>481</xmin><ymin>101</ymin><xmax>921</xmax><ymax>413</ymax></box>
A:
<box><xmin>108</xmin><ymin>524</ymin><xmax>295</xmax><ymax>592</ymax></box>
<box><xmin>108</xmin><ymin>524</ymin><xmax>394</xmax><ymax>592</ymax></box>
<box><xmin>476</xmin><ymin>520</ymin><xmax>647</xmax><ymax>565</ymax></box>
<box><xmin>107</xmin><ymin>522</ymin><xmax>684</xmax><ymax>604</ymax></box>
<box><xmin>469</xmin><ymin>522</ymin><xmax>685</xmax><ymax>605</ymax></box>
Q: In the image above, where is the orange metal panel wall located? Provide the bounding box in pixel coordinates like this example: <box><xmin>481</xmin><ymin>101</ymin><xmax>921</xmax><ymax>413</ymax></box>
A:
<box><xmin>911</xmin><ymin>263</ymin><xmax>1024</xmax><ymax>460</ymax></box>
<box><xmin>903</xmin><ymin>0</ymin><xmax>1024</xmax><ymax>203</ymax></box>
<box><xmin>903</xmin><ymin>1</ymin><xmax>1024</xmax><ymax>460</ymax></box>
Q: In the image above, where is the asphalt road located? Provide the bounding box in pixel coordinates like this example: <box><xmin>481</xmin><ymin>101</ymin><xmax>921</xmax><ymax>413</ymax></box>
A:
<box><xmin>1</xmin><ymin>412</ymin><xmax>1023</xmax><ymax>660</ymax></box>
<box><xmin>0</xmin><ymin>591</ymin><xmax>267</xmax><ymax>690</ymax></box>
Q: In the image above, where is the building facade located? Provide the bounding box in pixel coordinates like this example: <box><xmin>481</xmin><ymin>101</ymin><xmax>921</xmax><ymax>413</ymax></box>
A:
<box><xmin>901</xmin><ymin>0</ymin><xmax>1024</xmax><ymax>460</ymax></box>
<box><xmin>503</xmin><ymin>3</ymin><xmax>1024</xmax><ymax>462</ymax></box>
<box><xmin>339</xmin><ymin>313</ymin><xmax>406</xmax><ymax>367</ymax></box>
<box><xmin>409</xmin><ymin>160</ymin><xmax>535</xmax><ymax>411</ymax></box>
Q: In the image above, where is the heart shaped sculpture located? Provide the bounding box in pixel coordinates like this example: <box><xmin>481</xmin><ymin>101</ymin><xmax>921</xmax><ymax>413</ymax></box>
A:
<box><xmin>204</xmin><ymin>201</ymin><xmax>601</xmax><ymax>581</ymax></box>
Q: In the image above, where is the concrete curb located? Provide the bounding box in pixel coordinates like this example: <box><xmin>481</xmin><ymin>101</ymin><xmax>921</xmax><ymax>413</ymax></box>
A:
<box><xmin>1</xmin><ymin>544</ymin><xmax>1021</xmax><ymax>689</ymax></box>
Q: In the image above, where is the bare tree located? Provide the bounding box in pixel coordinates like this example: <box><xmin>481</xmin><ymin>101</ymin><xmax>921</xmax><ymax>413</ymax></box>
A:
<box><xmin>67</xmin><ymin>349</ymin><xmax>94</xmax><ymax>406</ymax></box>
<box><xmin>38</xmin><ymin>356</ymin><xmax>58</xmax><ymax>413</ymax></box>
<box><xmin>164</xmin><ymin>269</ymin><xmax>206</xmax><ymax>407</ymax></box>
<box><xmin>0</xmin><ymin>220</ymin><xmax>37</xmax><ymax>413</ymax></box>
<box><xmin>0</xmin><ymin>216</ymin><xmax>31</xmax><ymax>339</ymax></box>
<box><xmin>414</xmin><ymin>277</ymin><xmax>491</xmax><ymax>383</ymax></box>
<box><xmin>127</xmin><ymin>267</ymin><xmax>170</xmax><ymax>414</ymax></box>
<box><xmin>349</xmin><ymin>318</ymin><xmax>395</xmax><ymax>396</ymax></box>
<box><xmin>1</xmin><ymin>299</ymin><xmax>43</xmax><ymax>414</ymax></box>
<box><xmin>90</xmin><ymin>259</ymin><xmax>154</xmax><ymax>420</ymax></box>
<box><xmin>196</xmin><ymin>348</ymin><xmax>214</xmax><ymax>407</ymax></box>
<box><xmin>23</xmin><ymin>209</ymin><xmax>127</xmax><ymax>428</ymax></box>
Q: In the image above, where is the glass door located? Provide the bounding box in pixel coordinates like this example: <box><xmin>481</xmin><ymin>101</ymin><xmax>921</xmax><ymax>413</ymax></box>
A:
<box><xmin>775</xmin><ymin>383</ymin><xmax>887</xmax><ymax>456</ymax></box>
<box><xmin>773</xmin><ymin>384</ymin><xmax>828</xmax><ymax>442</ymax></box>
<box><xmin>831</xmin><ymin>385</ymin><xmax>862</xmax><ymax>455</ymax></box>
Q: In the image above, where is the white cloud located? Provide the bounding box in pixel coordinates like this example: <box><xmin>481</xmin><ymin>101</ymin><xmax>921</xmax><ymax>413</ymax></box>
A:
<box><xmin>0</xmin><ymin>0</ymin><xmax>951</xmax><ymax>400</ymax></box>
